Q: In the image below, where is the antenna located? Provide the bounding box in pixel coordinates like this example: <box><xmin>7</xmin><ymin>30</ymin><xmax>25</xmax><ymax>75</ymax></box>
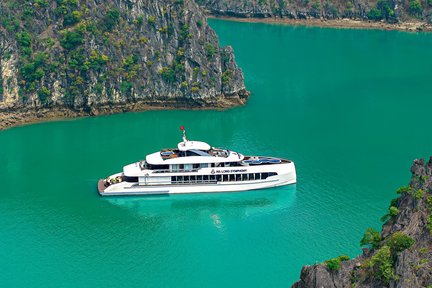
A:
<box><xmin>180</xmin><ymin>126</ymin><xmax>187</xmax><ymax>142</ymax></box>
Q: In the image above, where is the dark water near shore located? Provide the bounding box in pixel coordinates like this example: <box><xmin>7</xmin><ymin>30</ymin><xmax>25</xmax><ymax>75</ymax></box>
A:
<box><xmin>1</xmin><ymin>20</ymin><xmax>432</xmax><ymax>287</ymax></box>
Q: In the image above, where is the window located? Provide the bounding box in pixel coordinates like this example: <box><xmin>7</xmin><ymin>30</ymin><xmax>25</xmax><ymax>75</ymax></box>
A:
<box><xmin>210</xmin><ymin>175</ymin><xmax>216</xmax><ymax>181</ymax></box>
<box><xmin>190</xmin><ymin>176</ymin><xmax>196</xmax><ymax>182</ymax></box>
<box><xmin>216</xmin><ymin>175</ymin><xmax>222</xmax><ymax>182</ymax></box>
<box><xmin>203</xmin><ymin>175</ymin><xmax>209</xmax><ymax>181</ymax></box>
<box><xmin>249</xmin><ymin>173</ymin><xmax>254</xmax><ymax>180</ymax></box>
<box><xmin>262</xmin><ymin>173</ymin><xmax>268</xmax><ymax>179</ymax></box>
<box><xmin>236</xmin><ymin>174</ymin><xmax>241</xmax><ymax>181</ymax></box>
<box><xmin>229</xmin><ymin>174</ymin><xmax>235</xmax><ymax>181</ymax></box>
<box><xmin>124</xmin><ymin>176</ymin><xmax>138</xmax><ymax>182</ymax></box>
<box><xmin>197</xmin><ymin>175</ymin><xmax>203</xmax><ymax>181</ymax></box>
<box><xmin>242</xmin><ymin>174</ymin><xmax>248</xmax><ymax>181</ymax></box>
<box><xmin>193</xmin><ymin>164</ymin><xmax>200</xmax><ymax>169</ymax></box>
<box><xmin>255</xmin><ymin>173</ymin><xmax>261</xmax><ymax>180</ymax></box>
<box><xmin>223</xmin><ymin>175</ymin><xmax>228</xmax><ymax>182</ymax></box>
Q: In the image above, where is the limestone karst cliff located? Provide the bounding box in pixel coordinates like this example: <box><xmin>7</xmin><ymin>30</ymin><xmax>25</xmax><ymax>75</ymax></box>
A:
<box><xmin>0</xmin><ymin>0</ymin><xmax>249</xmax><ymax>129</ymax></box>
<box><xmin>197</xmin><ymin>0</ymin><xmax>432</xmax><ymax>24</ymax></box>
<box><xmin>292</xmin><ymin>158</ymin><xmax>432</xmax><ymax>288</ymax></box>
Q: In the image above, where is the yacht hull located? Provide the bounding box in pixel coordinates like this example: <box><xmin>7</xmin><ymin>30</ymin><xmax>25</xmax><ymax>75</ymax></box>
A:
<box><xmin>98</xmin><ymin>172</ymin><xmax>296</xmax><ymax>196</ymax></box>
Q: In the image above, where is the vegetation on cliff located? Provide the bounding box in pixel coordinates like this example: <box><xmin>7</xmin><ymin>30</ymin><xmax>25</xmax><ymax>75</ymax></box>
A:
<box><xmin>0</xmin><ymin>0</ymin><xmax>248</xmax><ymax>129</ymax></box>
<box><xmin>293</xmin><ymin>158</ymin><xmax>432</xmax><ymax>288</ymax></box>
<box><xmin>197</xmin><ymin>0</ymin><xmax>432</xmax><ymax>24</ymax></box>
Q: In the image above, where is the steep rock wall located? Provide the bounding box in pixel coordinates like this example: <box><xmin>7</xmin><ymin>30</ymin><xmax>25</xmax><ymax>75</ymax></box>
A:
<box><xmin>292</xmin><ymin>158</ymin><xmax>432</xmax><ymax>288</ymax></box>
<box><xmin>197</xmin><ymin>0</ymin><xmax>432</xmax><ymax>24</ymax></box>
<box><xmin>0</xmin><ymin>0</ymin><xmax>249</xmax><ymax>129</ymax></box>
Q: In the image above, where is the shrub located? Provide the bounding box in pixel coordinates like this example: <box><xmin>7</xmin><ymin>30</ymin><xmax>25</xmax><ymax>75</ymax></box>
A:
<box><xmin>360</xmin><ymin>228</ymin><xmax>381</xmax><ymax>250</ymax></box>
<box><xmin>16</xmin><ymin>32</ymin><xmax>32</xmax><ymax>47</ymax></box>
<box><xmin>381</xmin><ymin>206</ymin><xmax>399</xmax><ymax>223</ymax></box>
<box><xmin>60</xmin><ymin>30</ymin><xmax>84</xmax><ymax>50</ymax></box>
<box><xmin>386</xmin><ymin>232</ymin><xmax>415</xmax><ymax>254</ymax></box>
<box><xmin>367</xmin><ymin>8</ymin><xmax>382</xmax><ymax>20</ymax></box>
<box><xmin>63</xmin><ymin>10</ymin><xmax>83</xmax><ymax>26</ymax></box>
<box><xmin>148</xmin><ymin>16</ymin><xmax>156</xmax><ymax>26</ymax></box>
<box><xmin>410</xmin><ymin>0</ymin><xmax>423</xmax><ymax>16</ymax></box>
<box><xmin>413</xmin><ymin>189</ymin><xmax>425</xmax><ymax>200</ymax></box>
<box><xmin>205</xmin><ymin>44</ymin><xmax>218</xmax><ymax>59</ymax></box>
<box><xmin>368</xmin><ymin>245</ymin><xmax>395</xmax><ymax>283</ymax></box>
<box><xmin>324</xmin><ymin>255</ymin><xmax>350</xmax><ymax>271</ymax></box>
<box><xmin>101</xmin><ymin>9</ymin><xmax>120</xmax><ymax>31</ymax></box>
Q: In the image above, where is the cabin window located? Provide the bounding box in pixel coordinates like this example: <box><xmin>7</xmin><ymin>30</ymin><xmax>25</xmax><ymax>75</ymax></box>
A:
<box><xmin>197</xmin><ymin>175</ymin><xmax>202</xmax><ymax>181</ymax></box>
<box><xmin>211</xmin><ymin>163</ymin><xmax>215</xmax><ymax>167</ymax></box>
<box><xmin>200</xmin><ymin>163</ymin><xmax>209</xmax><ymax>168</ymax></box>
<box><xmin>190</xmin><ymin>176</ymin><xmax>196</xmax><ymax>181</ymax></box>
<box><xmin>242</xmin><ymin>174</ymin><xmax>247</xmax><ymax>181</ymax></box>
<box><xmin>255</xmin><ymin>173</ymin><xmax>261</xmax><ymax>180</ymax></box>
<box><xmin>179</xmin><ymin>164</ymin><xmax>184</xmax><ymax>170</ymax></box>
<box><xmin>149</xmin><ymin>164</ymin><xmax>169</xmax><ymax>170</ymax></box>
<box><xmin>229</xmin><ymin>174</ymin><xmax>235</xmax><ymax>181</ymax></box>
<box><xmin>193</xmin><ymin>164</ymin><xmax>200</xmax><ymax>169</ymax></box>
<box><xmin>249</xmin><ymin>173</ymin><xmax>254</xmax><ymax>180</ymax></box>
<box><xmin>210</xmin><ymin>175</ymin><xmax>216</xmax><ymax>181</ymax></box>
<box><xmin>124</xmin><ymin>176</ymin><xmax>138</xmax><ymax>182</ymax></box>
<box><xmin>203</xmin><ymin>175</ymin><xmax>209</xmax><ymax>181</ymax></box>
<box><xmin>216</xmin><ymin>175</ymin><xmax>222</xmax><ymax>182</ymax></box>
<box><xmin>185</xmin><ymin>164</ymin><xmax>193</xmax><ymax>171</ymax></box>
<box><xmin>171</xmin><ymin>164</ymin><xmax>179</xmax><ymax>171</ymax></box>
<box><xmin>184</xmin><ymin>176</ymin><xmax>190</xmax><ymax>182</ymax></box>
<box><xmin>262</xmin><ymin>173</ymin><xmax>268</xmax><ymax>179</ymax></box>
<box><xmin>223</xmin><ymin>175</ymin><xmax>228</xmax><ymax>182</ymax></box>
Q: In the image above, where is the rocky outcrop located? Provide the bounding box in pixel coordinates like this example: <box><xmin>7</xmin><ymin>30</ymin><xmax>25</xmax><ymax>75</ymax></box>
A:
<box><xmin>292</xmin><ymin>158</ymin><xmax>432</xmax><ymax>288</ymax></box>
<box><xmin>0</xmin><ymin>0</ymin><xmax>249</xmax><ymax>130</ymax></box>
<box><xmin>197</xmin><ymin>0</ymin><xmax>432</xmax><ymax>24</ymax></box>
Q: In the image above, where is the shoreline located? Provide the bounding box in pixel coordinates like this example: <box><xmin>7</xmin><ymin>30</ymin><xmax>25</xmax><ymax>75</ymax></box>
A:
<box><xmin>0</xmin><ymin>96</ymin><xmax>247</xmax><ymax>131</ymax></box>
<box><xmin>208</xmin><ymin>15</ymin><xmax>432</xmax><ymax>32</ymax></box>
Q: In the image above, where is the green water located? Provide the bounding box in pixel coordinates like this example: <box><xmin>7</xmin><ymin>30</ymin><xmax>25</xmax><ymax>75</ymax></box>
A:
<box><xmin>1</xmin><ymin>20</ymin><xmax>432</xmax><ymax>287</ymax></box>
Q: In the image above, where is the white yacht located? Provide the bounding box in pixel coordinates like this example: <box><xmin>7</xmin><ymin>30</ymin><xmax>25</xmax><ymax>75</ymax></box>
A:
<box><xmin>98</xmin><ymin>127</ymin><xmax>296</xmax><ymax>196</ymax></box>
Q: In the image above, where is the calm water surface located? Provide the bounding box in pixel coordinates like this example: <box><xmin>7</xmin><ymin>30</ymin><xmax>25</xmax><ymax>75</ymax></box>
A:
<box><xmin>1</xmin><ymin>20</ymin><xmax>432</xmax><ymax>287</ymax></box>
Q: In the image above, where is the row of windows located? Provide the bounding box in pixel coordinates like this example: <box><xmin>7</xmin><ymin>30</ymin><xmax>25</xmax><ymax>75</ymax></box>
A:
<box><xmin>149</xmin><ymin>162</ymin><xmax>243</xmax><ymax>171</ymax></box>
<box><xmin>171</xmin><ymin>173</ymin><xmax>277</xmax><ymax>184</ymax></box>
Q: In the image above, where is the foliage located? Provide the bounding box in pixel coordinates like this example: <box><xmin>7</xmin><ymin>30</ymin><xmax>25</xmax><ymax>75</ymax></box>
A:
<box><xmin>368</xmin><ymin>0</ymin><xmax>395</xmax><ymax>21</ymax></box>
<box><xmin>360</xmin><ymin>228</ymin><xmax>381</xmax><ymax>250</ymax></box>
<box><xmin>60</xmin><ymin>30</ymin><xmax>84</xmax><ymax>50</ymax></box>
<box><xmin>427</xmin><ymin>196</ymin><xmax>432</xmax><ymax>234</ymax></box>
<box><xmin>381</xmin><ymin>206</ymin><xmax>399</xmax><ymax>223</ymax></box>
<box><xmin>409</xmin><ymin>0</ymin><xmax>423</xmax><ymax>16</ymax></box>
<box><xmin>386</xmin><ymin>232</ymin><xmax>415</xmax><ymax>254</ymax></box>
<box><xmin>63</xmin><ymin>10</ymin><xmax>83</xmax><ymax>26</ymax></box>
<box><xmin>324</xmin><ymin>255</ymin><xmax>350</xmax><ymax>271</ymax></box>
<box><xmin>222</xmin><ymin>70</ymin><xmax>233</xmax><ymax>85</ymax></box>
<box><xmin>396</xmin><ymin>186</ymin><xmax>411</xmax><ymax>194</ymax></box>
<box><xmin>364</xmin><ymin>245</ymin><xmax>395</xmax><ymax>284</ymax></box>
<box><xmin>159</xmin><ymin>67</ymin><xmax>176</xmax><ymax>82</ymax></box>
<box><xmin>205</xmin><ymin>43</ymin><xmax>217</xmax><ymax>59</ymax></box>
<box><xmin>101</xmin><ymin>9</ymin><xmax>120</xmax><ymax>31</ymax></box>
<box><xmin>367</xmin><ymin>8</ymin><xmax>382</xmax><ymax>20</ymax></box>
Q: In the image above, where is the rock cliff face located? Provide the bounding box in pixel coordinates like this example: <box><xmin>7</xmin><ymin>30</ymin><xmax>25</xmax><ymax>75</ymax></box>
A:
<box><xmin>0</xmin><ymin>0</ymin><xmax>249</xmax><ymax>129</ymax></box>
<box><xmin>197</xmin><ymin>0</ymin><xmax>432</xmax><ymax>24</ymax></box>
<box><xmin>292</xmin><ymin>158</ymin><xmax>432</xmax><ymax>288</ymax></box>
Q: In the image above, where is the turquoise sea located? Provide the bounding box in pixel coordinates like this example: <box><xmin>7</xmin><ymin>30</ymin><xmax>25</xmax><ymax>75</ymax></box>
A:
<box><xmin>1</xmin><ymin>20</ymin><xmax>432</xmax><ymax>287</ymax></box>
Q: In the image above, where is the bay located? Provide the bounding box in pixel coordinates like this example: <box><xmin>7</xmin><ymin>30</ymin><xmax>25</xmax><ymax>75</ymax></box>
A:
<box><xmin>1</xmin><ymin>20</ymin><xmax>432</xmax><ymax>287</ymax></box>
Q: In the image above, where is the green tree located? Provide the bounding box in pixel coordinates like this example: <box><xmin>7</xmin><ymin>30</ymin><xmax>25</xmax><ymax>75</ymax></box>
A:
<box><xmin>360</xmin><ymin>228</ymin><xmax>381</xmax><ymax>249</ymax></box>
<box><xmin>410</xmin><ymin>0</ymin><xmax>423</xmax><ymax>16</ymax></box>
<box><xmin>386</xmin><ymin>232</ymin><xmax>415</xmax><ymax>254</ymax></box>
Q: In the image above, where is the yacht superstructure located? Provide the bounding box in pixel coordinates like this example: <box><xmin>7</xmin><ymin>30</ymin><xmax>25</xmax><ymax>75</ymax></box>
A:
<box><xmin>97</xmin><ymin>127</ymin><xmax>296</xmax><ymax>196</ymax></box>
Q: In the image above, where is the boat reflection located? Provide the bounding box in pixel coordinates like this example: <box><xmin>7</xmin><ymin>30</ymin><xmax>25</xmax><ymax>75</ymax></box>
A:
<box><xmin>103</xmin><ymin>185</ymin><xmax>297</xmax><ymax>223</ymax></box>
